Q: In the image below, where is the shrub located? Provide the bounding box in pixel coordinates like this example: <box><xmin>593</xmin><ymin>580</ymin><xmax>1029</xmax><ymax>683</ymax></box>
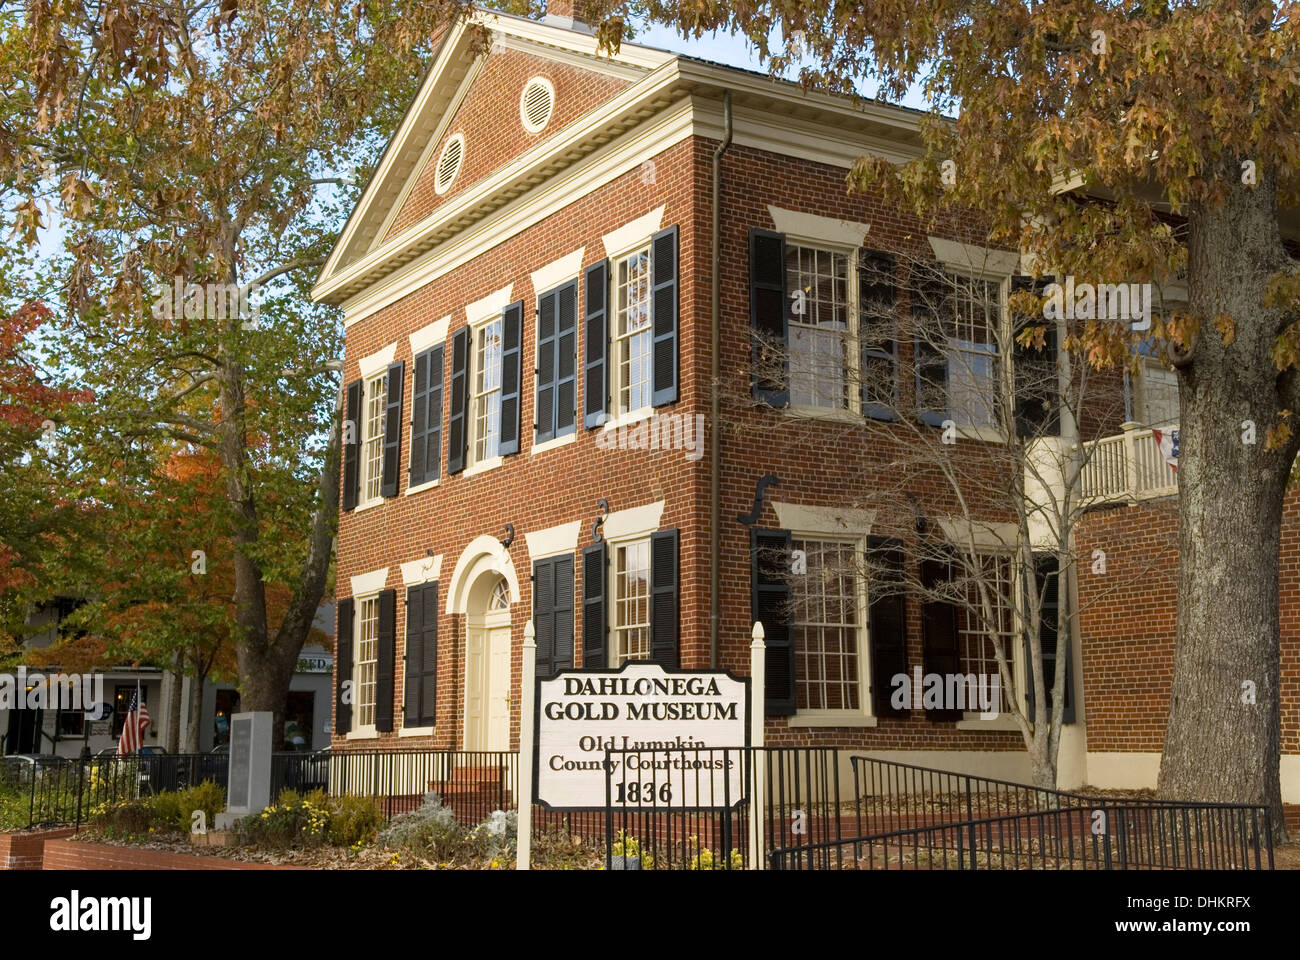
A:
<box><xmin>327</xmin><ymin>794</ymin><xmax>383</xmax><ymax>847</ymax></box>
<box><xmin>683</xmin><ymin>836</ymin><xmax>744</xmax><ymax>871</ymax></box>
<box><xmin>90</xmin><ymin>798</ymin><xmax>155</xmax><ymax>837</ymax></box>
<box><xmin>235</xmin><ymin>797</ymin><xmax>329</xmax><ymax>849</ymax></box>
<box><xmin>377</xmin><ymin>793</ymin><xmax>469</xmax><ymax>860</ymax></box>
<box><xmin>173</xmin><ymin>781</ymin><xmax>225</xmax><ymax>832</ymax></box>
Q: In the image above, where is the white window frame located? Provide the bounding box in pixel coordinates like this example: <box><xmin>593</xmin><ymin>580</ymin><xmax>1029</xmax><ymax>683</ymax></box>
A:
<box><xmin>360</xmin><ymin>372</ymin><xmax>387</xmax><ymax>507</ymax></box>
<box><xmin>464</xmin><ymin>312</ymin><xmax>505</xmax><ymax>475</ymax></box>
<box><xmin>785</xmin><ymin>240</ymin><xmax>860</xmax><ymax>418</ymax></box>
<box><xmin>955</xmin><ymin>550</ymin><xmax>1020</xmax><ymax>720</ymax></box>
<box><xmin>609</xmin><ymin>239</ymin><xmax>655</xmax><ymax>423</ymax></box>
<box><xmin>608</xmin><ymin>534</ymin><xmax>652</xmax><ymax>668</ymax></box>
<box><xmin>350</xmin><ymin>593</ymin><xmax>380</xmax><ymax>738</ymax></box>
<box><xmin>787</xmin><ymin>532</ymin><xmax>874</xmax><ymax>725</ymax></box>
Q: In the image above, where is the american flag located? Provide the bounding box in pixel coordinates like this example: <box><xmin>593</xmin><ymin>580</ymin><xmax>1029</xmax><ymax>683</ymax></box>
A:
<box><xmin>117</xmin><ymin>689</ymin><xmax>150</xmax><ymax>755</ymax></box>
<box><xmin>1153</xmin><ymin>427</ymin><xmax>1180</xmax><ymax>472</ymax></box>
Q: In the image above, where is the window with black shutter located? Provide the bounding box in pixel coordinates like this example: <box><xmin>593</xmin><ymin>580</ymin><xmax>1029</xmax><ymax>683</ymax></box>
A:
<box><xmin>581</xmin><ymin>543</ymin><xmax>607</xmax><ymax>667</ymax></box>
<box><xmin>749</xmin><ymin>229</ymin><xmax>789</xmax><ymax>407</ymax></box>
<box><xmin>404</xmin><ymin>581</ymin><xmax>438</xmax><ymax>728</ymax></box>
<box><xmin>583</xmin><ymin>260</ymin><xmax>608</xmax><ymax>429</ymax></box>
<box><xmin>919</xmin><ymin>556</ymin><xmax>962</xmax><ymax>721</ymax></box>
<box><xmin>867</xmin><ymin>538</ymin><xmax>908</xmax><ymax>716</ymax></box>
<box><xmin>859</xmin><ymin>250</ymin><xmax>899</xmax><ymax>420</ymax></box>
<box><xmin>408</xmin><ymin>346</ymin><xmax>444</xmax><ymax>487</ymax></box>
<box><xmin>335</xmin><ymin>598</ymin><xmax>354</xmax><ymax>734</ymax></box>
<box><xmin>651</xmin><ymin>226</ymin><xmax>679</xmax><ymax>407</ymax></box>
<box><xmin>912</xmin><ymin>267</ymin><xmax>950</xmax><ymax>427</ymax></box>
<box><xmin>1011</xmin><ymin>275</ymin><xmax>1060</xmax><ymax>437</ymax></box>
<box><xmin>342</xmin><ymin>380</ymin><xmax>362</xmax><ymax>511</ymax></box>
<box><xmin>536</xmin><ymin>281</ymin><xmax>579</xmax><ymax>444</ymax></box>
<box><xmin>381</xmin><ymin>361</ymin><xmax>404</xmax><ymax>497</ymax></box>
<box><xmin>751</xmin><ymin>528</ymin><xmax>795</xmax><ymax>716</ymax></box>
<box><xmin>375</xmin><ymin>588</ymin><xmax>397</xmax><ymax>732</ymax></box>
<box><xmin>499</xmin><ymin>300</ymin><xmax>524</xmax><ymax>456</ymax></box>
<box><xmin>1024</xmin><ymin>553</ymin><xmax>1074</xmax><ymax>723</ymax></box>
<box><xmin>649</xmin><ymin>529</ymin><xmax>679</xmax><ymax>668</ymax></box>
<box><xmin>447</xmin><ymin>327</ymin><xmax>470</xmax><ymax>473</ymax></box>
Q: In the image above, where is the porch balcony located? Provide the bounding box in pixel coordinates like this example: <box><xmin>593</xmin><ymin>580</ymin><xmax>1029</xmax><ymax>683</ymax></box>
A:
<box><xmin>1080</xmin><ymin>421</ymin><xmax>1179</xmax><ymax>504</ymax></box>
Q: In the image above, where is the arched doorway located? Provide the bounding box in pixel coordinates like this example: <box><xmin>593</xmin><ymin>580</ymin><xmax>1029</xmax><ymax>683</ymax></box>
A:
<box><xmin>464</xmin><ymin>574</ymin><xmax>511</xmax><ymax>751</ymax></box>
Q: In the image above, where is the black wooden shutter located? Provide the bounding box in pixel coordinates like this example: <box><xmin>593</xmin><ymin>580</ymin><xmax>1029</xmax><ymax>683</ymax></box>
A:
<box><xmin>859</xmin><ymin>250</ymin><xmax>899</xmax><ymax>420</ymax></box>
<box><xmin>447</xmin><ymin>327</ymin><xmax>469</xmax><ymax>474</ymax></box>
<box><xmin>553</xmin><ymin>555</ymin><xmax>574</xmax><ymax>670</ymax></box>
<box><xmin>649</xmin><ymin>529</ymin><xmax>680</xmax><ymax>668</ymax></box>
<box><xmin>555</xmin><ymin>281</ymin><xmax>578</xmax><ymax>436</ymax></box>
<box><xmin>581</xmin><ymin>543</ymin><xmax>607</xmax><ymax>668</ymax></box>
<box><xmin>408</xmin><ymin>345</ymin><xmax>444</xmax><ymax>487</ymax></box>
<box><xmin>381</xmin><ymin>361</ymin><xmax>404</xmax><ymax>497</ymax></box>
<box><xmin>913</xmin><ymin>269</ymin><xmax>949</xmax><ymax>427</ymax></box>
<box><xmin>1011</xmin><ymin>275</ymin><xmax>1061</xmax><ymax>437</ymax></box>
<box><xmin>919</xmin><ymin>556</ymin><xmax>962</xmax><ymax>721</ymax></box>
<box><xmin>499</xmin><ymin>300</ymin><xmax>523</xmax><ymax>456</ymax></box>
<box><xmin>404</xmin><ymin>582</ymin><xmax>439</xmax><ymax>728</ymax></box>
<box><xmin>583</xmin><ymin>260</ymin><xmax>609</xmax><ymax>429</ymax></box>
<box><xmin>752</xmin><ymin>528</ymin><xmax>795</xmax><ymax>716</ymax></box>
<box><xmin>342</xmin><ymin>380</ymin><xmax>362</xmax><ymax>511</ymax></box>
<box><xmin>651</xmin><ymin>225</ymin><xmax>679</xmax><ymax>407</ymax></box>
<box><xmin>867</xmin><ymin>537</ymin><xmax>908</xmax><ymax>716</ymax></box>
<box><xmin>1025</xmin><ymin>553</ymin><xmax>1073</xmax><ymax>723</ymax></box>
<box><xmin>750</xmin><ymin>229</ymin><xmax>789</xmax><ymax>407</ymax></box>
<box><xmin>375</xmin><ymin>588</ymin><xmax>396</xmax><ymax>732</ymax></box>
<box><xmin>535</xmin><ymin>289</ymin><xmax>557</xmax><ymax>443</ymax></box>
<box><xmin>533</xmin><ymin>558</ymin><xmax>556</xmax><ymax>678</ymax></box>
<box><xmin>335</xmin><ymin>598</ymin><xmax>354</xmax><ymax>734</ymax></box>
<box><xmin>404</xmin><ymin>585</ymin><xmax>424</xmax><ymax>727</ymax></box>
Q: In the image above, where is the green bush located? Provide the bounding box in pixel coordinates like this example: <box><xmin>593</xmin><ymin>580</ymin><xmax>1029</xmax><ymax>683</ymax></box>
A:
<box><xmin>235</xmin><ymin>797</ymin><xmax>330</xmax><ymax>849</ymax></box>
<box><xmin>377</xmin><ymin>794</ymin><xmax>516</xmax><ymax>863</ymax></box>
<box><xmin>327</xmin><ymin>794</ymin><xmax>383</xmax><ymax>847</ymax></box>
<box><xmin>89</xmin><ymin>798</ymin><xmax>155</xmax><ymax>837</ymax></box>
<box><xmin>171</xmin><ymin>781</ymin><xmax>225</xmax><ymax>832</ymax></box>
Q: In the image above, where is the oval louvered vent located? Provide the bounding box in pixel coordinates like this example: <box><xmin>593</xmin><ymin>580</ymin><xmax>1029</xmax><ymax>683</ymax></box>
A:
<box><xmin>433</xmin><ymin>133</ymin><xmax>464</xmax><ymax>195</ymax></box>
<box><xmin>520</xmin><ymin>77</ymin><xmax>555</xmax><ymax>134</ymax></box>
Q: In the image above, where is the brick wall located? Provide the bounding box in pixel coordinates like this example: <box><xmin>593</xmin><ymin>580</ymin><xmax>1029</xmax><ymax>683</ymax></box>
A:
<box><xmin>1076</xmin><ymin>492</ymin><xmax>1300</xmax><ymax>755</ymax></box>
<box><xmin>0</xmin><ymin>827</ymin><xmax>76</xmax><ymax>870</ymax></box>
<box><xmin>42</xmin><ymin>840</ymin><xmax>292</xmax><ymax>870</ymax></box>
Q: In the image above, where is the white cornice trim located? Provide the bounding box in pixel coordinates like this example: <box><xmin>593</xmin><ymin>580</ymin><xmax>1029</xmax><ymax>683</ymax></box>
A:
<box><xmin>530</xmin><ymin>247</ymin><xmax>585</xmax><ymax>296</ymax></box>
<box><xmin>602</xmin><ymin>500</ymin><xmax>666</xmax><ymax>542</ymax></box>
<box><xmin>466</xmin><ymin>284</ymin><xmax>515</xmax><ymax>326</ymax></box>
<box><xmin>410</xmin><ymin>316</ymin><xmax>451</xmax><ymax>357</ymax></box>
<box><xmin>524</xmin><ymin>520</ymin><xmax>582</xmax><ymax>560</ymax></box>
<box><xmin>937</xmin><ymin>518</ymin><xmax>1020</xmax><ymax>552</ymax></box>
<box><xmin>601</xmin><ymin>206</ymin><xmax>666</xmax><ymax>258</ymax></box>
<box><xmin>772</xmin><ymin>502</ymin><xmax>876</xmax><ymax>536</ymax></box>
<box><xmin>928</xmin><ymin>237</ymin><xmax>1021</xmax><ymax>278</ymax></box>
<box><xmin>400</xmin><ymin>555</ymin><xmax>443</xmax><ymax>586</ymax></box>
<box><xmin>350</xmin><ymin>566</ymin><xmax>390</xmax><ymax>597</ymax></box>
<box><xmin>766</xmin><ymin>205</ymin><xmax>871</xmax><ymax>248</ymax></box>
<box><xmin>358</xmin><ymin>342</ymin><xmax>397</xmax><ymax>380</ymax></box>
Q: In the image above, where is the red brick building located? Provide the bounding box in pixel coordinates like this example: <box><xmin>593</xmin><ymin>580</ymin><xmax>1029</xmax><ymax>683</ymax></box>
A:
<box><xmin>311</xmin><ymin>6</ymin><xmax>1298</xmax><ymax>802</ymax></box>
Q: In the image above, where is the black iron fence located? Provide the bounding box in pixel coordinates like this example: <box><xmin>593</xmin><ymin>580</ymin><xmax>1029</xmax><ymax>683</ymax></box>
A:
<box><xmin>763</xmin><ymin>756</ymin><xmax>1274</xmax><ymax>870</ymax></box>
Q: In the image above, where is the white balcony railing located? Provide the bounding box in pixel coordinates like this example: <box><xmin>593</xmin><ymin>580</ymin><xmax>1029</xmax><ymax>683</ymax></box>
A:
<box><xmin>1080</xmin><ymin>422</ymin><xmax>1179</xmax><ymax>503</ymax></box>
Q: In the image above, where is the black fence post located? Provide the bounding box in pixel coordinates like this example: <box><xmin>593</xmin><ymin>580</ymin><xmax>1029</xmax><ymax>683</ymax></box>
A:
<box><xmin>74</xmin><ymin>759</ymin><xmax>86</xmax><ymax>829</ymax></box>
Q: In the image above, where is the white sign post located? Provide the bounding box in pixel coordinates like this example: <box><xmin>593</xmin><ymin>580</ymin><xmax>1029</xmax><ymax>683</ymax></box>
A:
<box><xmin>516</xmin><ymin>620</ymin><xmax>537</xmax><ymax>871</ymax></box>
<box><xmin>748</xmin><ymin>621</ymin><xmax>766</xmax><ymax>870</ymax></box>
<box><xmin>534</xmin><ymin>662</ymin><xmax>749</xmax><ymax>811</ymax></box>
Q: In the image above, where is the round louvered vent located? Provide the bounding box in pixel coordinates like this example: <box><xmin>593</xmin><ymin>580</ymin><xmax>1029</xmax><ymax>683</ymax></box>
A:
<box><xmin>520</xmin><ymin>77</ymin><xmax>555</xmax><ymax>134</ymax></box>
<box><xmin>433</xmin><ymin>133</ymin><xmax>465</xmax><ymax>195</ymax></box>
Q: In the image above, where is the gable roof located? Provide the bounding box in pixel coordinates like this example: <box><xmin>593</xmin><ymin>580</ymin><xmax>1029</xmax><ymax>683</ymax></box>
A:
<box><xmin>312</xmin><ymin>11</ymin><xmax>930</xmax><ymax>310</ymax></box>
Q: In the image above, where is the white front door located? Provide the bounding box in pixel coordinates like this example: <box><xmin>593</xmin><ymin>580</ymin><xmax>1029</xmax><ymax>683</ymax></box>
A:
<box><xmin>465</xmin><ymin>625</ymin><xmax>511</xmax><ymax>751</ymax></box>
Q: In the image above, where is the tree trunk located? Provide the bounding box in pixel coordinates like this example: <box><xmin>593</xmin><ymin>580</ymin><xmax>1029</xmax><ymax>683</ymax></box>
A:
<box><xmin>1157</xmin><ymin>167</ymin><xmax>1298</xmax><ymax>842</ymax></box>
<box><xmin>184</xmin><ymin>661</ymin><xmax>208</xmax><ymax>754</ymax></box>
<box><xmin>165</xmin><ymin>651</ymin><xmax>183</xmax><ymax>753</ymax></box>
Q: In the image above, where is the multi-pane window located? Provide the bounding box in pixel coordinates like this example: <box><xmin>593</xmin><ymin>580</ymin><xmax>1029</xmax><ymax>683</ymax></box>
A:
<box><xmin>472</xmin><ymin>317</ymin><xmax>503</xmax><ymax>464</ymax></box>
<box><xmin>959</xmin><ymin>553</ymin><xmax>1015</xmax><ymax>713</ymax></box>
<box><xmin>611</xmin><ymin>538</ymin><xmax>651</xmax><ymax>666</ymax></box>
<box><xmin>354</xmin><ymin>596</ymin><xmax>379</xmax><ymax>729</ymax></box>
<box><xmin>614</xmin><ymin>246</ymin><xmax>653</xmax><ymax>415</ymax></box>
<box><xmin>791</xmin><ymin>539</ymin><xmax>863</xmax><ymax>711</ymax></box>
<box><xmin>363</xmin><ymin>374</ymin><xmax>386</xmax><ymax>502</ymax></box>
<box><xmin>787</xmin><ymin>244</ymin><xmax>852</xmax><ymax>409</ymax></box>
<box><xmin>917</xmin><ymin>273</ymin><xmax>1003</xmax><ymax>428</ymax></box>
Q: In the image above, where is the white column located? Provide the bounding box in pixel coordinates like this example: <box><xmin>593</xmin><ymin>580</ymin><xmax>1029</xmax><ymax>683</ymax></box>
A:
<box><xmin>516</xmin><ymin>619</ymin><xmax>537</xmax><ymax>870</ymax></box>
<box><xmin>748</xmin><ymin>621</ymin><xmax>766</xmax><ymax>870</ymax></box>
